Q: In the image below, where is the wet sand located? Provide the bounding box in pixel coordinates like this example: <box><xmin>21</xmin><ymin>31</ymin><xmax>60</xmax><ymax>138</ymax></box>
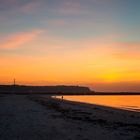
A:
<box><xmin>0</xmin><ymin>94</ymin><xmax>140</xmax><ymax>140</ymax></box>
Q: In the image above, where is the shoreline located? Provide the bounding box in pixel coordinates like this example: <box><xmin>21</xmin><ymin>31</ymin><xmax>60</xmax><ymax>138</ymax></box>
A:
<box><xmin>32</xmin><ymin>96</ymin><xmax>140</xmax><ymax>122</ymax></box>
<box><xmin>0</xmin><ymin>94</ymin><xmax>140</xmax><ymax>140</ymax></box>
<box><xmin>31</xmin><ymin>95</ymin><xmax>140</xmax><ymax>132</ymax></box>
<box><xmin>53</xmin><ymin>95</ymin><xmax>140</xmax><ymax>113</ymax></box>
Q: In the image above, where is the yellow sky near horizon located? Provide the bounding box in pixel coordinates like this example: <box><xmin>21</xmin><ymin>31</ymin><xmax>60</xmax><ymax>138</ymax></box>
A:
<box><xmin>0</xmin><ymin>0</ymin><xmax>140</xmax><ymax>92</ymax></box>
<box><xmin>0</xmin><ymin>33</ymin><xmax>140</xmax><ymax>91</ymax></box>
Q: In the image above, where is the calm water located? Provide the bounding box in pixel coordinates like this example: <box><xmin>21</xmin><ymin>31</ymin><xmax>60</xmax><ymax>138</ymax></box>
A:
<box><xmin>55</xmin><ymin>95</ymin><xmax>140</xmax><ymax>112</ymax></box>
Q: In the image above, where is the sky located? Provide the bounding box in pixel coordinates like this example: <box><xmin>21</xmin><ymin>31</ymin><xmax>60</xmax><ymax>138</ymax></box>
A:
<box><xmin>0</xmin><ymin>0</ymin><xmax>140</xmax><ymax>92</ymax></box>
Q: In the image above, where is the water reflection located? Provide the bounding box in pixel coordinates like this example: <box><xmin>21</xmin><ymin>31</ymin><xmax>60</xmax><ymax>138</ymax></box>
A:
<box><xmin>55</xmin><ymin>95</ymin><xmax>140</xmax><ymax>112</ymax></box>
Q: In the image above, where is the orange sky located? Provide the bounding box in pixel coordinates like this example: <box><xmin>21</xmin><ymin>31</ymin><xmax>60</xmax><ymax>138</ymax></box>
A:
<box><xmin>0</xmin><ymin>33</ymin><xmax>140</xmax><ymax>91</ymax></box>
<box><xmin>0</xmin><ymin>0</ymin><xmax>140</xmax><ymax>92</ymax></box>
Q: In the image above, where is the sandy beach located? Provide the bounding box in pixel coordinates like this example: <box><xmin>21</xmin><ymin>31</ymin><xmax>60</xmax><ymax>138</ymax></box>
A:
<box><xmin>0</xmin><ymin>94</ymin><xmax>140</xmax><ymax>140</ymax></box>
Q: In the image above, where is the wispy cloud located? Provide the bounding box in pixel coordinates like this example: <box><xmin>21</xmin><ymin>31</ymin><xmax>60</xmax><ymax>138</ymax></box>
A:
<box><xmin>118</xmin><ymin>41</ymin><xmax>140</xmax><ymax>49</ymax></box>
<box><xmin>0</xmin><ymin>29</ymin><xmax>43</xmax><ymax>49</ymax></box>
<box><xmin>21</xmin><ymin>1</ymin><xmax>43</xmax><ymax>14</ymax></box>
<box><xmin>50</xmin><ymin>0</ymin><xmax>88</xmax><ymax>16</ymax></box>
<box><xmin>112</xmin><ymin>41</ymin><xmax>140</xmax><ymax>59</ymax></box>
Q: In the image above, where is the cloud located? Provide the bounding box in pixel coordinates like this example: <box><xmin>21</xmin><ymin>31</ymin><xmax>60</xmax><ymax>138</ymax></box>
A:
<box><xmin>118</xmin><ymin>41</ymin><xmax>140</xmax><ymax>49</ymax></box>
<box><xmin>111</xmin><ymin>41</ymin><xmax>140</xmax><ymax>59</ymax></box>
<box><xmin>21</xmin><ymin>1</ymin><xmax>42</xmax><ymax>14</ymax></box>
<box><xmin>50</xmin><ymin>0</ymin><xmax>88</xmax><ymax>16</ymax></box>
<box><xmin>0</xmin><ymin>29</ymin><xmax>43</xmax><ymax>49</ymax></box>
<box><xmin>0</xmin><ymin>0</ymin><xmax>44</xmax><ymax>18</ymax></box>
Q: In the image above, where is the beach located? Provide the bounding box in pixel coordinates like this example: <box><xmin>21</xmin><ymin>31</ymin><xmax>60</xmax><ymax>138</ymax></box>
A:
<box><xmin>0</xmin><ymin>94</ymin><xmax>140</xmax><ymax>140</ymax></box>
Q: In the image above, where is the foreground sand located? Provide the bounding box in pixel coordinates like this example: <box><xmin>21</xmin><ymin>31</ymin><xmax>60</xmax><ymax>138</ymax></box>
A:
<box><xmin>0</xmin><ymin>94</ymin><xmax>140</xmax><ymax>140</ymax></box>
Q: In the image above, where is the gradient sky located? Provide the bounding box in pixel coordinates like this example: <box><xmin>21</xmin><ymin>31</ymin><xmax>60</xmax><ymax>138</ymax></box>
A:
<box><xmin>0</xmin><ymin>0</ymin><xmax>140</xmax><ymax>92</ymax></box>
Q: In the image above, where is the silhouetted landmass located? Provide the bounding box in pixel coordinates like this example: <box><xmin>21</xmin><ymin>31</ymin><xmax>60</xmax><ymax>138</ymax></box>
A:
<box><xmin>0</xmin><ymin>85</ymin><xmax>140</xmax><ymax>95</ymax></box>
<box><xmin>0</xmin><ymin>85</ymin><xmax>92</xmax><ymax>94</ymax></box>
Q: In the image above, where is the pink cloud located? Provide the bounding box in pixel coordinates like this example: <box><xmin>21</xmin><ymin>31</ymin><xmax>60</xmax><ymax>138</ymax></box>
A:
<box><xmin>112</xmin><ymin>42</ymin><xmax>140</xmax><ymax>59</ymax></box>
<box><xmin>118</xmin><ymin>41</ymin><xmax>140</xmax><ymax>49</ymax></box>
<box><xmin>0</xmin><ymin>29</ymin><xmax>43</xmax><ymax>49</ymax></box>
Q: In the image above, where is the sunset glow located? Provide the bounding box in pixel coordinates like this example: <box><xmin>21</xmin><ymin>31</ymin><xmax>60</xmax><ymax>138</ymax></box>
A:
<box><xmin>0</xmin><ymin>0</ymin><xmax>140</xmax><ymax>91</ymax></box>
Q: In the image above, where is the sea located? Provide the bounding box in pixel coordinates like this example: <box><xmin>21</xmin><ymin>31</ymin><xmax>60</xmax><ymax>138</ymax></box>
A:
<box><xmin>55</xmin><ymin>95</ymin><xmax>140</xmax><ymax>112</ymax></box>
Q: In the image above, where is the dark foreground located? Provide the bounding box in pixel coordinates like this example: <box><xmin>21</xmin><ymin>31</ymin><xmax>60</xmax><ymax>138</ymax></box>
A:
<box><xmin>0</xmin><ymin>94</ymin><xmax>140</xmax><ymax>140</ymax></box>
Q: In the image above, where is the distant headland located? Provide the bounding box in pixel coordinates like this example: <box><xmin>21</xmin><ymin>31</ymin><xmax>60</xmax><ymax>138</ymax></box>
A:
<box><xmin>0</xmin><ymin>85</ymin><xmax>92</xmax><ymax>94</ymax></box>
<box><xmin>0</xmin><ymin>84</ymin><xmax>140</xmax><ymax>95</ymax></box>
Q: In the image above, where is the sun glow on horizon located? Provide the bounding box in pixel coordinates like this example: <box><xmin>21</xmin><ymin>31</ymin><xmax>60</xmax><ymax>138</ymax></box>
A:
<box><xmin>0</xmin><ymin>0</ymin><xmax>140</xmax><ymax>91</ymax></box>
